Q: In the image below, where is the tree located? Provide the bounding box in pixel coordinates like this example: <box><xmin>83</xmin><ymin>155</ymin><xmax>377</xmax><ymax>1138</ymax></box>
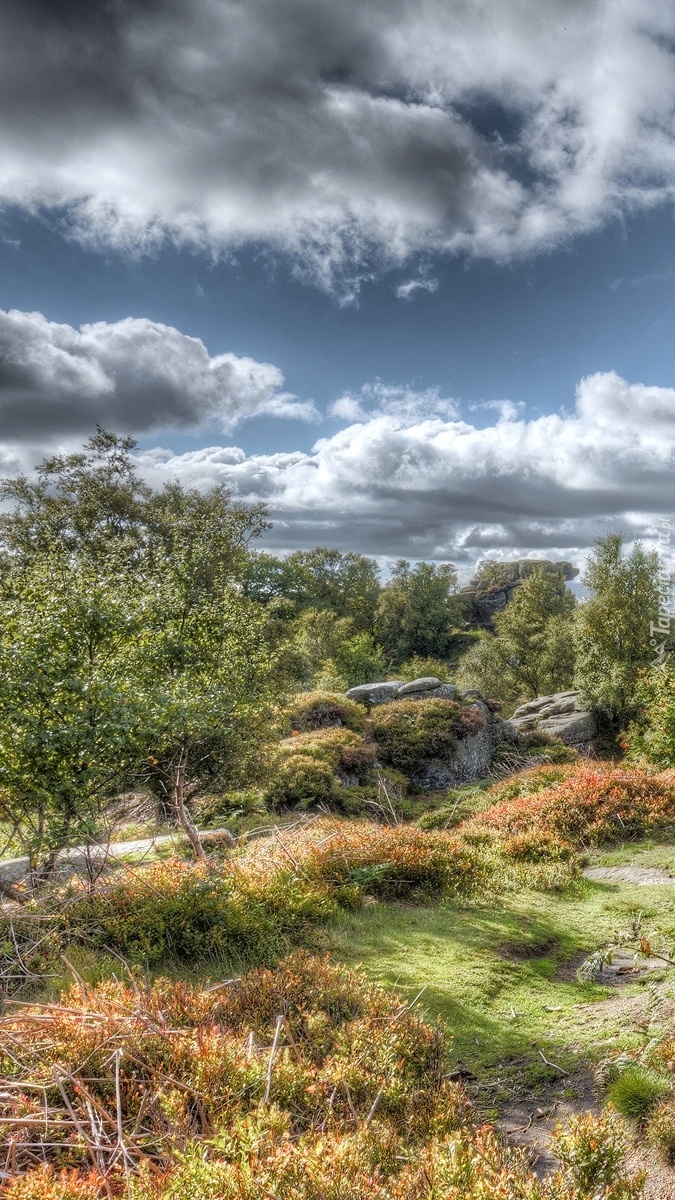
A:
<box><xmin>0</xmin><ymin>433</ymin><xmax>286</xmax><ymax>867</ymax></box>
<box><xmin>375</xmin><ymin>560</ymin><xmax>462</xmax><ymax>664</ymax></box>
<box><xmin>625</xmin><ymin>665</ymin><xmax>675</xmax><ymax>765</ymax></box>
<box><xmin>0</xmin><ymin>429</ymin><xmax>268</xmax><ymax>580</ymax></box>
<box><xmin>456</xmin><ymin>567</ymin><xmax>576</xmax><ymax>708</ymax></box>
<box><xmin>574</xmin><ymin>534</ymin><xmax>661</xmax><ymax>726</ymax></box>
<box><xmin>0</xmin><ymin>552</ymin><xmax>148</xmax><ymax>871</ymax></box>
<box><xmin>284</xmin><ymin>547</ymin><xmax>381</xmax><ymax>629</ymax></box>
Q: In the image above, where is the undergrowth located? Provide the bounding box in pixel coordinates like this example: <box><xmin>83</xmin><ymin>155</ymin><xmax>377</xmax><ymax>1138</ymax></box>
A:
<box><xmin>0</xmin><ymin>953</ymin><xmax>645</xmax><ymax>1199</ymax></box>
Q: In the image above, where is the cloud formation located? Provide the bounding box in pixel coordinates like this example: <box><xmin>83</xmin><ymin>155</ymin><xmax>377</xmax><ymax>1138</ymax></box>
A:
<box><xmin>134</xmin><ymin>371</ymin><xmax>675</xmax><ymax>568</ymax></box>
<box><xmin>0</xmin><ymin>309</ymin><xmax>314</xmax><ymax>440</ymax></box>
<box><xmin>2</xmin><ymin>0</ymin><xmax>675</xmax><ymax>294</ymax></box>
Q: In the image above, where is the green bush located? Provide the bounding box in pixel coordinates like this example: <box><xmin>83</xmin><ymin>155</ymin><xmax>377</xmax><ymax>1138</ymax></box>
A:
<box><xmin>418</xmin><ymin>787</ymin><xmax>487</xmax><ymax>830</ymax></box>
<box><xmin>606</xmin><ymin>1066</ymin><xmax>671</xmax><ymax>1123</ymax></box>
<box><xmin>59</xmin><ymin>860</ymin><xmax>336</xmax><ymax>968</ymax></box>
<box><xmin>371</xmin><ymin>698</ymin><xmax>485</xmax><ymax>772</ymax></box>
<box><xmin>397</xmin><ymin>655</ymin><xmax>450</xmax><ymax>682</ymax></box>
<box><xmin>286</xmin><ymin>691</ymin><xmax>365</xmax><ymax>733</ymax></box>
<box><xmin>266</xmin><ymin>753</ymin><xmax>339</xmax><ymax>811</ymax></box>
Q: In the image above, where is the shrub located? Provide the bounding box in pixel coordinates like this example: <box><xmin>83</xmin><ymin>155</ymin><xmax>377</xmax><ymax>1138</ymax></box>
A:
<box><xmin>266</xmin><ymin>753</ymin><xmax>339</xmax><ymax>811</ymax></box>
<box><xmin>607</xmin><ymin>1066</ymin><xmax>671</xmax><ymax>1122</ymax></box>
<box><xmin>58</xmin><ymin>859</ymin><xmax>336</xmax><ymax>967</ymax></box>
<box><xmin>246</xmin><ymin>818</ymin><xmax>489</xmax><ymax>902</ymax></box>
<box><xmin>550</xmin><ymin>1111</ymin><xmax>644</xmax><ymax>1195</ymax></box>
<box><xmin>0</xmin><ymin>952</ymin><xmax>645</xmax><ymax>1200</ymax></box>
<box><xmin>397</xmin><ymin>655</ymin><xmax>450</xmax><ymax>682</ymax></box>
<box><xmin>501</xmin><ymin>830</ymin><xmax>576</xmax><ymax>863</ymax></box>
<box><xmin>468</xmin><ymin>764</ymin><xmax>675</xmax><ymax>848</ymax></box>
<box><xmin>647</xmin><ymin>1099</ymin><xmax>675</xmax><ymax>1163</ymax></box>
<box><xmin>417</xmin><ymin>787</ymin><xmax>487</xmax><ymax>831</ymax></box>
<box><xmin>286</xmin><ymin>692</ymin><xmax>365</xmax><ymax>733</ymax></box>
<box><xmin>371</xmin><ymin>698</ymin><xmax>486</xmax><ymax>772</ymax></box>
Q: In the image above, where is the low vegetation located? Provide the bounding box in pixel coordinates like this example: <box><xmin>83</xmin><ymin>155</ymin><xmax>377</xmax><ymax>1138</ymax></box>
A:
<box><xmin>3</xmin><ymin>433</ymin><xmax>675</xmax><ymax>1196</ymax></box>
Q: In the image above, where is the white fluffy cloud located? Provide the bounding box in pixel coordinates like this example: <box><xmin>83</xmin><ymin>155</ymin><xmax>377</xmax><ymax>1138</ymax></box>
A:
<box><xmin>0</xmin><ymin>309</ymin><xmax>315</xmax><ymax>440</ymax></box>
<box><xmin>135</xmin><ymin>370</ymin><xmax>675</xmax><ymax>568</ymax></box>
<box><xmin>2</xmin><ymin>0</ymin><xmax>675</xmax><ymax>294</ymax></box>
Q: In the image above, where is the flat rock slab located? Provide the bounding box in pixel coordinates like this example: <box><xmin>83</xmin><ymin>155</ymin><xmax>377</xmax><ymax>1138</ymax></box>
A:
<box><xmin>583</xmin><ymin>865</ymin><xmax>675</xmax><ymax>886</ymax></box>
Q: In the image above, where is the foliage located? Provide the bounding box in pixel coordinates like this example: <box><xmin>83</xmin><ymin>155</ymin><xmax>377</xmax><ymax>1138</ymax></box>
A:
<box><xmin>625</xmin><ymin>664</ymin><xmax>675</xmax><ymax>767</ymax></box>
<box><xmin>286</xmin><ymin>691</ymin><xmax>365</xmax><ymax>733</ymax></box>
<box><xmin>327</xmin><ymin>631</ymin><xmax>387</xmax><ymax>688</ymax></box>
<box><xmin>284</xmin><ymin>547</ymin><xmax>381</xmax><ymax>629</ymax></box>
<box><xmin>58</xmin><ymin>859</ymin><xmax>335</xmax><ymax>967</ymax></box>
<box><xmin>0</xmin><ymin>430</ymin><xmax>266</xmax><ymax>575</ymax></box>
<box><xmin>397</xmin><ymin>655</ymin><xmax>452</xmax><ymax>682</ymax></box>
<box><xmin>574</xmin><ymin>533</ymin><xmax>661</xmax><ymax>726</ymax></box>
<box><xmin>375</xmin><ymin>560</ymin><xmax>463</xmax><ymax>664</ymax></box>
<box><xmin>0</xmin><ymin>553</ymin><xmax>148</xmax><ymax>867</ymax></box>
<box><xmin>550</xmin><ymin>1111</ymin><xmax>644</xmax><ymax>1197</ymax></box>
<box><xmin>266</xmin><ymin>752</ymin><xmax>340</xmax><ymax>810</ymax></box>
<box><xmin>606</xmin><ymin>1067</ymin><xmax>670</xmax><ymax>1122</ymax></box>
<box><xmin>248</xmin><ymin>818</ymin><xmax>490</xmax><ymax>902</ymax></box>
<box><xmin>371</xmin><ymin>697</ymin><xmax>485</xmax><ymax>772</ymax></box>
<box><xmin>647</xmin><ymin>1099</ymin><xmax>675</xmax><ymax>1163</ymax></box>
<box><xmin>0</xmin><ymin>433</ymin><xmax>285</xmax><ymax>865</ymax></box>
<box><xmin>0</xmin><ymin>955</ymin><xmax>644</xmax><ymax>1200</ymax></box>
<box><xmin>468</xmin><ymin>764</ymin><xmax>675</xmax><ymax>849</ymax></box>
<box><xmin>456</xmin><ymin>567</ymin><xmax>576</xmax><ymax>709</ymax></box>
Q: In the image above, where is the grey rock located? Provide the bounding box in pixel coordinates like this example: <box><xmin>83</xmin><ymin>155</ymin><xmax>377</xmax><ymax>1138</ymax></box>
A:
<box><xmin>345</xmin><ymin>680</ymin><xmax>404</xmax><ymax>705</ymax></box>
<box><xmin>538</xmin><ymin>711</ymin><xmax>598</xmax><ymax>743</ymax></box>
<box><xmin>431</xmin><ymin>683</ymin><xmax>458</xmax><ymax>700</ymax></box>
<box><xmin>397</xmin><ymin>676</ymin><xmax>442</xmax><ymax>695</ymax></box>
<box><xmin>407</xmin><ymin>701</ymin><xmax>505</xmax><ymax>790</ymax></box>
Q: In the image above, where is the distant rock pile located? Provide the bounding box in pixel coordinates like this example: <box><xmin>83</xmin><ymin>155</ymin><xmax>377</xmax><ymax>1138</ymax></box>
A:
<box><xmin>458</xmin><ymin>559</ymin><xmax>579</xmax><ymax>628</ymax></box>
<box><xmin>345</xmin><ymin>676</ymin><xmax>457</xmax><ymax>705</ymax></box>
<box><xmin>507</xmin><ymin>690</ymin><xmax>598</xmax><ymax>747</ymax></box>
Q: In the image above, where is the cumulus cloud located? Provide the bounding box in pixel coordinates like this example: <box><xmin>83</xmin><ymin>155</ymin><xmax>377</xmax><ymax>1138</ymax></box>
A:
<box><xmin>0</xmin><ymin>308</ymin><xmax>315</xmax><ymax>441</ymax></box>
<box><xmin>2</xmin><ymin>0</ymin><xmax>675</xmax><ymax>294</ymax></box>
<box><xmin>132</xmin><ymin>370</ymin><xmax>675</xmax><ymax>569</ymax></box>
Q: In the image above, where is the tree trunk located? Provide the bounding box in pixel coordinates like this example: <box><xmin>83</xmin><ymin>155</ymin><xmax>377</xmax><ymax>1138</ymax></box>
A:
<box><xmin>173</xmin><ymin>743</ymin><xmax>207</xmax><ymax>862</ymax></box>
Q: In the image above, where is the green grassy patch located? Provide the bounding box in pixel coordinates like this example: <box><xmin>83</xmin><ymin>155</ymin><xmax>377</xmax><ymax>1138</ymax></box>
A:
<box><xmin>327</xmin><ymin>873</ymin><xmax>675</xmax><ymax>1090</ymax></box>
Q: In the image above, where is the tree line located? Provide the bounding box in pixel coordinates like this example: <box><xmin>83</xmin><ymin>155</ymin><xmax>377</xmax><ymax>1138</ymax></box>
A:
<box><xmin>0</xmin><ymin>430</ymin><xmax>670</xmax><ymax>871</ymax></box>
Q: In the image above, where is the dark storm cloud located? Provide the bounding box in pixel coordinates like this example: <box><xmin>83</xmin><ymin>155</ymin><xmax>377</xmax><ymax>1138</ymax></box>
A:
<box><xmin>2</xmin><ymin>0</ymin><xmax>674</xmax><ymax>294</ymax></box>
<box><xmin>0</xmin><ymin>309</ymin><xmax>315</xmax><ymax>440</ymax></box>
<box><xmin>133</xmin><ymin>370</ymin><xmax>675</xmax><ymax>566</ymax></box>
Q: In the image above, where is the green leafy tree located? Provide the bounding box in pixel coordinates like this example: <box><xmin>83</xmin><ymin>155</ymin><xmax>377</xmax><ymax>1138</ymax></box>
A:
<box><xmin>322</xmin><ymin>632</ymin><xmax>387</xmax><ymax>689</ymax></box>
<box><xmin>626</xmin><ymin>664</ymin><xmax>675</xmax><ymax>765</ymax></box>
<box><xmin>0</xmin><ymin>553</ymin><xmax>148</xmax><ymax>872</ymax></box>
<box><xmin>574</xmin><ymin>534</ymin><xmax>661</xmax><ymax>725</ymax></box>
<box><xmin>0</xmin><ymin>429</ymin><xmax>268</xmax><ymax>579</ymax></box>
<box><xmin>0</xmin><ymin>433</ymin><xmax>287</xmax><ymax>867</ymax></box>
<box><xmin>284</xmin><ymin>547</ymin><xmax>381</xmax><ymax>629</ymax></box>
<box><xmin>456</xmin><ymin>567</ymin><xmax>576</xmax><ymax>707</ymax></box>
<box><xmin>375</xmin><ymin>560</ymin><xmax>462</xmax><ymax>664</ymax></box>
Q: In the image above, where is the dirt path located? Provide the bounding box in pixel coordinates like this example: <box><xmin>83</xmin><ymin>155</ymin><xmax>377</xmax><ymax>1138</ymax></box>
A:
<box><xmin>497</xmin><ymin>853</ymin><xmax>675</xmax><ymax>1193</ymax></box>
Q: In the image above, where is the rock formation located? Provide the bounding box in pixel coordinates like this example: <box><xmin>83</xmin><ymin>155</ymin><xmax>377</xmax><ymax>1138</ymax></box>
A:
<box><xmin>506</xmin><ymin>690</ymin><xmax>597</xmax><ymax>746</ymax></box>
<box><xmin>458</xmin><ymin>559</ymin><xmax>579</xmax><ymax>628</ymax></box>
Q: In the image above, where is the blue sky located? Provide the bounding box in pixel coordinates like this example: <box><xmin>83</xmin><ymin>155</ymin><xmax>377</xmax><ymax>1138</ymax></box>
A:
<box><xmin>1</xmin><ymin>0</ymin><xmax>675</xmax><ymax>574</ymax></box>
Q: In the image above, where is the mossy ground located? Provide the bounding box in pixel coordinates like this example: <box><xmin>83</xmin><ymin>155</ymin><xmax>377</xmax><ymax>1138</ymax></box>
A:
<box><xmin>327</xmin><ymin>863</ymin><xmax>675</xmax><ymax>1107</ymax></box>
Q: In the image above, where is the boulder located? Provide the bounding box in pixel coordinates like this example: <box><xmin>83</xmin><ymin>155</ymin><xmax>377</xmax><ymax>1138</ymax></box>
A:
<box><xmin>406</xmin><ymin>700</ymin><xmax>506</xmax><ymax>790</ymax></box>
<box><xmin>538</xmin><ymin>711</ymin><xmax>598</xmax><ymax>743</ymax></box>
<box><xmin>397</xmin><ymin>676</ymin><xmax>442</xmax><ymax>695</ymax></box>
<box><xmin>432</xmin><ymin>683</ymin><xmax>458</xmax><ymax>700</ymax></box>
<box><xmin>345</xmin><ymin>680</ymin><xmax>404</xmax><ymax>705</ymax></box>
<box><xmin>460</xmin><ymin>559</ymin><xmax>579</xmax><ymax>629</ymax></box>
<box><xmin>510</xmin><ymin>690</ymin><xmax>597</xmax><ymax>745</ymax></box>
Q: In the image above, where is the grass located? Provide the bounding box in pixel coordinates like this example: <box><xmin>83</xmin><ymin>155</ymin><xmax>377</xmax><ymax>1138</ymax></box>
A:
<box><xmin>327</xmin><ymin>870</ymin><xmax>675</xmax><ymax>1096</ymax></box>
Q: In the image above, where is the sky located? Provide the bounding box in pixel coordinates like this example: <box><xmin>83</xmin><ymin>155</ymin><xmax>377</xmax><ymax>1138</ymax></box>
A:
<box><xmin>1</xmin><ymin>0</ymin><xmax>675</xmax><ymax>577</ymax></box>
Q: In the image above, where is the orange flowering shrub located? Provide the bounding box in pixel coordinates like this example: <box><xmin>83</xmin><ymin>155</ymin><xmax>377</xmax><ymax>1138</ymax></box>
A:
<box><xmin>58</xmin><ymin>857</ymin><xmax>336</xmax><ymax>966</ymax></box>
<box><xmin>0</xmin><ymin>954</ymin><xmax>643</xmax><ymax>1200</ymax></box>
<box><xmin>465</xmin><ymin>764</ymin><xmax>675</xmax><ymax>851</ymax></box>
<box><xmin>243</xmin><ymin>817</ymin><xmax>490</xmax><ymax>901</ymax></box>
